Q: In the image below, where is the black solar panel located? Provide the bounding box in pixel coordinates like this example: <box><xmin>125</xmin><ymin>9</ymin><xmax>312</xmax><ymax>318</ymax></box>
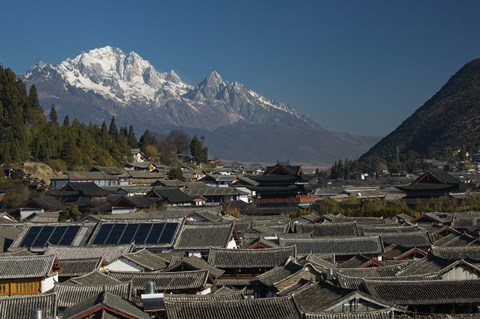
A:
<box><xmin>118</xmin><ymin>224</ymin><xmax>139</xmax><ymax>244</ymax></box>
<box><xmin>32</xmin><ymin>226</ymin><xmax>56</xmax><ymax>247</ymax></box>
<box><xmin>133</xmin><ymin>223</ymin><xmax>153</xmax><ymax>244</ymax></box>
<box><xmin>48</xmin><ymin>226</ymin><xmax>68</xmax><ymax>245</ymax></box>
<box><xmin>92</xmin><ymin>223</ymin><xmax>114</xmax><ymax>245</ymax></box>
<box><xmin>90</xmin><ymin>222</ymin><xmax>180</xmax><ymax>246</ymax></box>
<box><xmin>19</xmin><ymin>225</ymin><xmax>82</xmax><ymax>248</ymax></box>
<box><xmin>158</xmin><ymin>223</ymin><xmax>178</xmax><ymax>244</ymax></box>
<box><xmin>20</xmin><ymin>226</ymin><xmax>42</xmax><ymax>247</ymax></box>
<box><xmin>104</xmin><ymin>224</ymin><xmax>127</xmax><ymax>245</ymax></box>
<box><xmin>59</xmin><ymin>225</ymin><xmax>81</xmax><ymax>245</ymax></box>
<box><xmin>145</xmin><ymin>223</ymin><xmax>165</xmax><ymax>244</ymax></box>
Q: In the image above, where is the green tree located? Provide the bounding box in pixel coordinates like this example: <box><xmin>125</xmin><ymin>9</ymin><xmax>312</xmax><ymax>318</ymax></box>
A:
<box><xmin>190</xmin><ymin>135</ymin><xmax>208</xmax><ymax>164</ymax></box>
<box><xmin>58</xmin><ymin>205</ymin><xmax>82</xmax><ymax>222</ymax></box>
<box><xmin>108</xmin><ymin>116</ymin><xmax>118</xmax><ymax>138</ymax></box>
<box><xmin>127</xmin><ymin>125</ymin><xmax>138</xmax><ymax>148</ymax></box>
<box><xmin>62</xmin><ymin>115</ymin><xmax>70</xmax><ymax>127</ymax></box>
<box><xmin>167</xmin><ymin>167</ymin><xmax>185</xmax><ymax>181</ymax></box>
<box><xmin>49</xmin><ymin>104</ymin><xmax>58</xmax><ymax>126</ymax></box>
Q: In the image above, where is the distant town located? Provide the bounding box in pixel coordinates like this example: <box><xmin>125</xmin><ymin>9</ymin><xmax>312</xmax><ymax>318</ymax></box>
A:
<box><xmin>2</xmin><ymin>152</ymin><xmax>480</xmax><ymax>318</ymax></box>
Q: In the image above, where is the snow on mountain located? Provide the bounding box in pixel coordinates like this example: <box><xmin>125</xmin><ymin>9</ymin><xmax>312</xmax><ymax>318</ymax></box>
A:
<box><xmin>24</xmin><ymin>46</ymin><xmax>309</xmax><ymax>126</ymax></box>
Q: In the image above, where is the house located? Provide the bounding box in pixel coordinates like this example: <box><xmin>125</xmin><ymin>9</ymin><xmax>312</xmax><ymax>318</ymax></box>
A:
<box><xmin>105</xmin><ymin>249</ymin><xmax>168</xmax><ymax>272</ymax></box>
<box><xmin>246</xmin><ymin>163</ymin><xmax>315</xmax><ymax>207</ymax></box>
<box><xmin>90</xmin><ymin>166</ymin><xmax>130</xmax><ymax>186</ymax></box>
<box><xmin>13</xmin><ymin>196</ymin><xmax>64</xmax><ymax>220</ymax></box>
<box><xmin>0</xmin><ymin>254</ymin><xmax>60</xmax><ymax>296</ymax></box>
<box><xmin>63</xmin><ymin>291</ymin><xmax>149</xmax><ymax>319</ymax></box>
<box><xmin>396</xmin><ymin>169</ymin><xmax>464</xmax><ymax>200</ymax></box>
<box><xmin>44</xmin><ymin>244</ymin><xmax>134</xmax><ymax>264</ymax></box>
<box><xmin>0</xmin><ymin>292</ymin><xmax>57</xmax><ymax>319</ymax></box>
<box><xmin>181</xmin><ymin>186</ymin><xmax>248</xmax><ymax>203</ymax></box>
<box><xmin>51</xmin><ymin>171</ymin><xmax>119</xmax><ymax>189</ymax></box>
<box><xmin>58</xmin><ymin>257</ymin><xmax>104</xmax><ymax>282</ymax></box>
<box><xmin>165</xmin><ymin>296</ymin><xmax>301</xmax><ymax>319</ymax></box>
<box><xmin>48</xmin><ymin>182</ymin><xmax>110</xmax><ymax>212</ymax></box>
<box><xmin>279</xmin><ymin>236</ymin><xmax>384</xmax><ymax>263</ymax></box>
<box><xmin>109</xmin><ymin>195</ymin><xmax>154</xmax><ymax>214</ymax></box>
<box><xmin>361</xmin><ymin>278</ymin><xmax>480</xmax><ymax>314</ymax></box>
<box><xmin>146</xmin><ymin>186</ymin><xmax>195</xmax><ymax>206</ymax></box>
<box><xmin>199</xmin><ymin>174</ymin><xmax>237</xmax><ymax>187</ymax></box>
<box><xmin>173</xmin><ymin>223</ymin><xmax>239</xmax><ymax>257</ymax></box>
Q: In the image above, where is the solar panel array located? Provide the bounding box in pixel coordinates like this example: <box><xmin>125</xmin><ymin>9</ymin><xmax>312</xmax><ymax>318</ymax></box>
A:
<box><xmin>91</xmin><ymin>222</ymin><xmax>180</xmax><ymax>245</ymax></box>
<box><xmin>20</xmin><ymin>225</ymin><xmax>81</xmax><ymax>247</ymax></box>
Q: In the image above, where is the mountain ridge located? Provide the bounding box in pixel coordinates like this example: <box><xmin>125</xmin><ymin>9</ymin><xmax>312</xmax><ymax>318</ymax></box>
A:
<box><xmin>360</xmin><ymin>58</ymin><xmax>480</xmax><ymax>162</ymax></box>
<box><xmin>23</xmin><ymin>46</ymin><xmax>379</xmax><ymax>163</ymax></box>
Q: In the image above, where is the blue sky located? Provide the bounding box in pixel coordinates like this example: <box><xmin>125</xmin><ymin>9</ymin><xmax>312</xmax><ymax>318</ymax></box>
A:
<box><xmin>2</xmin><ymin>0</ymin><xmax>480</xmax><ymax>136</ymax></box>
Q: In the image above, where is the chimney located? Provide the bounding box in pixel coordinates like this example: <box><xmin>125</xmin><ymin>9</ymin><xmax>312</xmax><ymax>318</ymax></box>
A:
<box><xmin>145</xmin><ymin>281</ymin><xmax>156</xmax><ymax>295</ymax></box>
<box><xmin>31</xmin><ymin>309</ymin><xmax>43</xmax><ymax>319</ymax></box>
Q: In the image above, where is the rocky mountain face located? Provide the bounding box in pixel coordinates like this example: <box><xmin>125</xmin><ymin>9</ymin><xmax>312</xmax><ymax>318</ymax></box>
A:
<box><xmin>23</xmin><ymin>46</ymin><xmax>379</xmax><ymax>163</ymax></box>
<box><xmin>360</xmin><ymin>58</ymin><xmax>480</xmax><ymax>161</ymax></box>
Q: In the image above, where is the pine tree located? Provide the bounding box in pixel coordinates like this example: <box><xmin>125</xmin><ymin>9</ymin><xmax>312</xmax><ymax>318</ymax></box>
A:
<box><xmin>127</xmin><ymin>125</ymin><xmax>138</xmax><ymax>148</ymax></box>
<box><xmin>190</xmin><ymin>135</ymin><xmax>208</xmax><ymax>164</ymax></box>
<box><xmin>108</xmin><ymin>116</ymin><xmax>118</xmax><ymax>138</ymax></box>
<box><xmin>62</xmin><ymin>115</ymin><xmax>70</xmax><ymax>127</ymax></box>
<box><xmin>49</xmin><ymin>104</ymin><xmax>58</xmax><ymax>126</ymax></box>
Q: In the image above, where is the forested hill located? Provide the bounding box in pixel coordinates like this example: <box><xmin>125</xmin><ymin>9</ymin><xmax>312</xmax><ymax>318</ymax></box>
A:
<box><xmin>360</xmin><ymin>58</ymin><xmax>480</xmax><ymax>162</ymax></box>
<box><xmin>0</xmin><ymin>66</ymin><xmax>133</xmax><ymax>170</ymax></box>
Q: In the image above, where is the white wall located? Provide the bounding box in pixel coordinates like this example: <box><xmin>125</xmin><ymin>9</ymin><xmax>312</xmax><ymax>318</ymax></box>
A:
<box><xmin>41</xmin><ymin>275</ymin><xmax>57</xmax><ymax>293</ymax></box>
<box><xmin>106</xmin><ymin>258</ymin><xmax>145</xmax><ymax>272</ymax></box>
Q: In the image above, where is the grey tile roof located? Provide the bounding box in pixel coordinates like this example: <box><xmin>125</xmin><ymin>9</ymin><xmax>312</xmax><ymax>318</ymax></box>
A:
<box><xmin>182</xmin><ymin>186</ymin><xmax>244</xmax><ymax>197</ymax></box>
<box><xmin>0</xmin><ymin>254</ymin><xmax>57</xmax><ymax>279</ymax></box>
<box><xmin>430</xmin><ymin>245</ymin><xmax>480</xmax><ymax>261</ymax></box>
<box><xmin>54</xmin><ymin>281</ymin><xmax>132</xmax><ymax>308</ymax></box>
<box><xmin>121</xmin><ymin>249</ymin><xmax>168</xmax><ymax>271</ymax></box>
<box><xmin>165</xmin><ymin>296</ymin><xmax>301</xmax><ymax>319</ymax></box>
<box><xmin>44</xmin><ymin>244</ymin><xmax>134</xmax><ymax>263</ymax></box>
<box><xmin>63</xmin><ymin>291</ymin><xmax>149</xmax><ymax>319</ymax></box>
<box><xmin>174</xmin><ymin>223</ymin><xmax>235</xmax><ymax>250</ymax></box>
<box><xmin>279</xmin><ymin>236</ymin><xmax>384</xmax><ymax>256</ymax></box>
<box><xmin>295</xmin><ymin>222</ymin><xmax>359</xmax><ymax>237</ymax></box>
<box><xmin>257</xmin><ymin>260</ymin><xmax>304</xmax><ymax>286</ymax></box>
<box><xmin>66</xmin><ymin>271</ymin><xmax>122</xmax><ymax>286</ymax></box>
<box><xmin>0</xmin><ymin>293</ymin><xmax>57</xmax><ymax>319</ymax></box>
<box><xmin>290</xmin><ymin>280</ymin><xmax>353</xmax><ymax>313</ymax></box>
<box><xmin>164</xmin><ymin>292</ymin><xmax>243</xmax><ymax>302</ymax></box>
<box><xmin>361</xmin><ymin>278</ymin><xmax>480</xmax><ymax>305</ymax></box>
<box><xmin>108</xmin><ymin>270</ymin><xmax>209</xmax><ymax>291</ymax></box>
<box><xmin>329</xmin><ymin>215</ymin><xmax>387</xmax><ymax>225</ymax></box>
<box><xmin>304</xmin><ymin>310</ymin><xmax>395</xmax><ymax>319</ymax></box>
<box><xmin>358</xmin><ymin>224</ymin><xmax>419</xmax><ymax>235</ymax></box>
<box><xmin>208</xmin><ymin>246</ymin><xmax>296</xmax><ymax>268</ymax></box>
<box><xmin>59</xmin><ymin>257</ymin><xmax>103</xmax><ymax>278</ymax></box>
<box><xmin>336</xmin><ymin>272</ymin><xmax>440</xmax><ymax>290</ymax></box>
<box><xmin>336</xmin><ymin>262</ymin><xmax>409</xmax><ymax>279</ymax></box>
<box><xmin>433</xmin><ymin>232</ymin><xmax>478</xmax><ymax>247</ymax></box>
<box><xmin>162</xmin><ymin>256</ymin><xmax>225</xmax><ymax>278</ymax></box>
<box><xmin>371</xmin><ymin>232</ymin><xmax>433</xmax><ymax>249</ymax></box>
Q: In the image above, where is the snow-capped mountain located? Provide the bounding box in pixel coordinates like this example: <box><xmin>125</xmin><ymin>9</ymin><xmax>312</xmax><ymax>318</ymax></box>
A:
<box><xmin>23</xmin><ymin>46</ymin><xmax>379</xmax><ymax>163</ymax></box>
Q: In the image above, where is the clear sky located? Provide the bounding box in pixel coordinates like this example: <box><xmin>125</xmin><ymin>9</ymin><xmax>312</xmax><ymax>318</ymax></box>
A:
<box><xmin>2</xmin><ymin>0</ymin><xmax>480</xmax><ymax>137</ymax></box>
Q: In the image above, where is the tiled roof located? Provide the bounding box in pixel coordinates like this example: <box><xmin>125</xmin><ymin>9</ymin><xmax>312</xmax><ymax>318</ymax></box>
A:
<box><xmin>44</xmin><ymin>244</ymin><xmax>134</xmax><ymax>263</ymax></box>
<box><xmin>328</xmin><ymin>215</ymin><xmax>386</xmax><ymax>225</ymax></box>
<box><xmin>67</xmin><ymin>271</ymin><xmax>122</xmax><ymax>286</ymax></box>
<box><xmin>165</xmin><ymin>296</ymin><xmax>301</xmax><ymax>319</ymax></box>
<box><xmin>162</xmin><ymin>256</ymin><xmax>225</xmax><ymax>278</ymax></box>
<box><xmin>63</xmin><ymin>291</ymin><xmax>149</xmax><ymax>319</ymax></box>
<box><xmin>361</xmin><ymin>278</ymin><xmax>480</xmax><ymax>305</ymax></box>
<box><xmin>54</xmin><ymin>281</ymin><xmax>132</xmax><ymax>308</ymax></box>
<box><xmin>164</xmin><ymin>293</ymin><xmax>243</xmax><ymax>302</ymax></box>
<box><xmin>433</xmin><ymin>233</ymin><xmax>478</xmax><ymax>247</ymax></box>
<box><xmin>257</xmin><ymin>260</ymin><xmax>304</xmax><ymax>286</ymax></box>
<box><xmin>373</xmin><ymin>232</ymin><xmax>433</xmax><ymax>248</ymax></box>
<box><xmin>121</xmin><ymin>249</ymin><xmax>168</xmax><ymax>271</ymax></box>
<box><xmin>0</xmin><ymin>254</ymin><xmax>57</xmax><ymax>279</ymax></box>
<box><xmin>149</xmin><ymin>186</ymin><xmax>194</xmax><ymax>203</ymax></box>
<box><xmin>430</xmin><ymin>245</ymin><xmax>480</xmax><ymax>261</ymax></box>
<box><xmin>59</xmin><ymin>257</ymin><xmax>103</xmax><ymax>278</ymax></box>
<box><xmin>208</xmin><ymin>246</ymin><xmax>296</xmax><ymax>268</ymax></box>
<box><xmin>338</xmin><ymin>254</ymin><xmax>375</xmax><ymax>268</ymax></box>
<box><xmin>336</xmin><ymin>272</ymin><xmax>440</xmax><ymax>290</ymax></box>
<box><xmin>290</xmin><ymin>280</ymin><xmax>353</xmax><ymax>313</ymax></box>
<box><xmin>0</xmin><ymin>293</ymin><xmax>57</xmax><ymax>319</ymax></box>
<box><xmin>336</xmin><ymin>263</ymin><xmax>408</xmax><ymax>280</ymax></box>
<box><xmin>304</xmin><ymin>310</ymin><xmax>395</xmax><ymax>319</ymax></box>
<box><xmin>174</xmin><ymin>223</ymin><xmax>234</xmax><ymax>250</ymax></box>
<box><xmin>295</xmin><ymin>222</ymin><xmax>359</xmax><ymax>237</ymax></box>
<box><xmin>182</xmin><ymin>186</ymin><xmax>244</xmax><ymax>197</ymax></box>
<box><xmin>279</xmin><ymin>236</ymin><xmax>383</xmax><ymax>256</ymax></box>
<box><xmin>63</xmin><ymin>181</ymin><xmax>110</xmax><ymax>196</ymax></box>
<box><xmin>108</xmin><ymin>270</ymin><xmax>209</xmax><ymax>291</ymax></box>
<box><xmin>358</xmin><ymin>225</ymin><xmax>419</xmax><ymax>235</ymax></box>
